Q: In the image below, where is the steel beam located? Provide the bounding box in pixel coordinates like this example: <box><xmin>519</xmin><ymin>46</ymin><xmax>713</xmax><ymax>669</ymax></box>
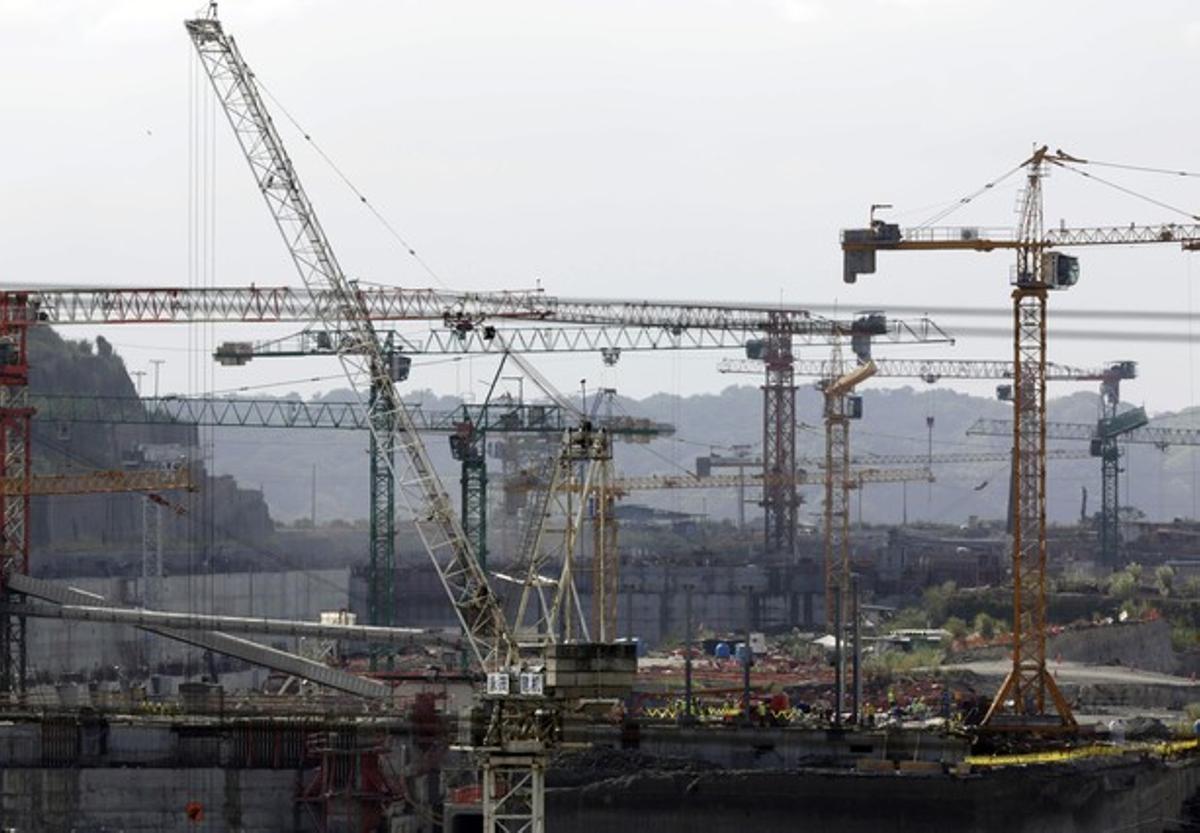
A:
<box><xmin>0</xmin><ymin>600</ymin><xmax>453</xmax><ymax>647</ymax></box>
<box><xmin>6</xmin><ymin>573</ymin><xmax>392</xmax><ymax>699</ymax></box>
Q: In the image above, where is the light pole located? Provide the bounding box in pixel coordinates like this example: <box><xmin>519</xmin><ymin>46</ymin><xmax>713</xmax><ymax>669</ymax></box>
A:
<box><xmin>501</xmin><ymin>376</ymin><xmax>524</xmax><ymax>406</ymax></box>
<box><xmin>834</xmin><ymin>582</ymin><xmax>845</xmax><ymax>727</ymax></box>
<box><xmin>150</xmin><ymin>359</ymin><xmax>165</xmax><ymax>399</ymax></box>
<box><xmin>131</xmin><ymin>370</ymin><xmax>146</xmax><ymax>396</ymax></box>
<box><xmin>852</xmin><ymin>573</ymin><xmax>862</xmax><ymax>726</ymax></box>
<box><xmin>681</xmin><ymin>580</ymin><xmax>696</xmax><ymax>725</ymax></box>
<box><xmin>742</xmin><ymin>583</ymin><xmax>754</xmax><ymax>727</ymax></box>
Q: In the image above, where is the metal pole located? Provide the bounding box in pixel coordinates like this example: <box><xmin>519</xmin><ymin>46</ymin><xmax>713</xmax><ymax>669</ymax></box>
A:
<box><xmin>150</xmin><ymin>359</ymin><xmax>165</xmax><ymax>399</ymax></box>
<box><xmin>852</xmin><ymin>574</ymin><xmax>862</xmax><ymax>726</ymax></box>
<box><xmin>926</xmin><ymin>414</ymin><xmax>935</xmax><ymax>504</ymax></box>
<box><xmin>743</xmin><ymin>585</ymin><xmax>753</xmax><ymax>727</ymax></box>
<box><xmin>834</xmin><ymin>583</ymin><xmax>844</xmax><ymax>727</ymax></box>
<box><xmin>736</xmin><ymin>464</ymin><xmax>746</xmax><ymax>530</ymax></box>
<box><xmin>310</xmin><ymin>463</ymin><xmax>317</xmax><ymax>526</ymax></box>
<box><xmin>502</xmin><ymin>375</ymin><xmax>524</xmax><ymax>406</ymax></box>
<box><xmin>682</xmin><ymin>582</ymin><xmax>694</xmax><ymax>725</ymax></box>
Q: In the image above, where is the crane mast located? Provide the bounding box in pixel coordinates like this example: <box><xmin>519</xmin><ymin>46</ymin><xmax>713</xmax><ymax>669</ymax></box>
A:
<box><xmin>185</xmin><ymin>9</ymin><xmax>512</xmax><ymax>671</ymax></box>
<box><xmin>722</xmin><ymin>346</ymin><xmax>1105</xmax><ymax>634</ymax></box>
<box><xmin>0</xmin><ymin>294</ymin><xmax>31</xmax><ymax>694</ymax></box>
<box><xmin>1001</xmin><ymin>148</ymin><xmax>1066</xmax><ymax>728</ymax></box>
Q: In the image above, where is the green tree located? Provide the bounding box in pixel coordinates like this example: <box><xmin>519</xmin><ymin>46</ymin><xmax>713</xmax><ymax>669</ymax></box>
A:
<box><xmin>921</xmin><ymin>581</ymin><xmax>957</xmax><ymax>625</ymax></box>
<box><xmin>1155</xmin><ymin>565</ymin><xmax>1176</xmax><ymax>598</ymax></box>
<box><xmin>943</xmin><ymin>616</ymin><xmax>968</xmax><ymax>641</ymax></box>
<box><xmin>974</xmin><ymin>612</ymin><xmax>997</xmax><ymax>640</ymax></box>
<box><xmin>1108</xmin><ymin>571</ymin><xmax>1137</xmax><ymax>602</ymax></box>
<box><xmin>886</xmin><ymin>607</ymin><xmax>929</xmax><ymax>631</ymax></box>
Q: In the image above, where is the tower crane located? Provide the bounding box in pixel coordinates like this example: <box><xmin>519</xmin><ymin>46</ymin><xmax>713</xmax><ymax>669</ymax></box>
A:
<box><xmin>217</xmin><ymin>310</ymin><xmax>951</xmax><ymax>566</ymax></box>
<box><xmin>839</xmin><ymin>146</ymin><xmax>1200</xmax><ymax>731</ymax></box>
<box><xmin>719</xmin><ymin>353</ymin><xmax>1109</xmax><ymax>626</ymax></box>
<box><xmin>0</xmin><ymin>192</ymin><xmax>945</xmax><ymax>709</ymax></box>
<box><xmin>968</xmin><ymin>412</ymin><xmax>1200</xmax><ymax>565</ymax></box>
<box><xmin>3</xmin><ymin>282</ymin><xmax>951</xmax><ymax>598</ymax></box>
<box><xmin>819</xmin><ymin>346</ymin><xmax>877</xmax><ymax>626</ymax></box>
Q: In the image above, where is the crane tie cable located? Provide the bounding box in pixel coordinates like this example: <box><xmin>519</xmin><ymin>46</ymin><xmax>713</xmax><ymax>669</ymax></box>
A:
<box><xmin>255</xmin><ymin>78</ymin><xmax>450</xmax><ymax>288</ymax></box>
<box><xmin>915</xmin><ymin>163</ymin><xmax>1025</xmax><ymax>228</ymax></box>
<box><xmin>1052</xmin><ymin>161</ymin><xmax>1200</xmax><ymax>222</ymax></box>
<box><xmin>1077</xmin><ymin>158</ymin><xmax>1200</xmax><ymax>178</ymax></box>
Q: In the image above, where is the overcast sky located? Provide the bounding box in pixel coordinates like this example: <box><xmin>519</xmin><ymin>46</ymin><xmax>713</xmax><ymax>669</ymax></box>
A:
<box><xmin>3</xmin><ymin>0</ymin><xmax>1200</xmax><ymax>421</ymax></box>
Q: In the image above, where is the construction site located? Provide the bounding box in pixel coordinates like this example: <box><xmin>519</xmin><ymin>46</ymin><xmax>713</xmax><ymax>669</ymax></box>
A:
<box><xmin>6</xmin><ymin>3</ymin><xmax>1200</xmax><ymax>832</ymax></box>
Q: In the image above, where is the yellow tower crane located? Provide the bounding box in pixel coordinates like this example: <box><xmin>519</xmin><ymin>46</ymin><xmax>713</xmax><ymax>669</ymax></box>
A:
<box><xmin>840</xmin><ymin>146</ymin><xmax>1200</xmax><ymax>732</ymax></box>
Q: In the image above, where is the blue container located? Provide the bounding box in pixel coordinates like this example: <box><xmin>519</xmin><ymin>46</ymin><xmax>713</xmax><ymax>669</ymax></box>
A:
<box><xmin>616</xmin><ymin>637</ymin><xmax>645</xmax><ymax>658</ymax></box>
<box><xmin>735</xmin><ymin>642</ymin><xmax>753</xmax><ymax>664</ymax></box>
<box><xmin>714</xmin><ymin>642</ymin><xmax>731</xmax><ymax>659</ymax></box>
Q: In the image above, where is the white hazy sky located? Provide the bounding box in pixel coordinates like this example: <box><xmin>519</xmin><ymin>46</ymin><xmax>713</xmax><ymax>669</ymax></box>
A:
<box><xmin>3</xmin><ymin>0</ymin><xmax>1200</xmax><ymax>415</ymax></box>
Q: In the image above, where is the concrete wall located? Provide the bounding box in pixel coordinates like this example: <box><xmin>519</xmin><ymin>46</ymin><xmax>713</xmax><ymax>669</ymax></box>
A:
<box><xmin>614</xmin><ymin>562</ymin><xmax>824</xmax><ymax>644</ymax></box>
<box><xmin>26</xmin><ymin>555</ymin><xmax>827</xmax><ymax>679</ymax></box>
<box><xmin>27</xmin><ymin>569</ymin><xmax>352</xmax><ymax>677</ymax></box>
<box><xmin>547</xmin><ymin>757</ymin><xmax>1200</xmax><ymax>833</ymax></box>
<box><xmin>1</xmin><ymin>768</ymin><xmax>301</xmax><ymax>833</ymax></box>
<box><xmin>387</xmin><ymin>558</ymin><xmax>826</xmax><ymax>646</ymax></box>
<box><xmin>1049</xmin><ymin>618</ymin><xmax>1180</xmax><ymax>674</ymax></box>
<box><xmin>0</xmin><ymin>715</ymin><xmax>424</xmax><ymax>833</ymax></box>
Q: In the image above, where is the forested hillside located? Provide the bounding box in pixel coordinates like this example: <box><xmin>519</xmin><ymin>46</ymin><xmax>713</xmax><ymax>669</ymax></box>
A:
<box><xmin>207</xmin><ymin>382</ymin><xmax>1200</xmax><ymax>529</ymax></box>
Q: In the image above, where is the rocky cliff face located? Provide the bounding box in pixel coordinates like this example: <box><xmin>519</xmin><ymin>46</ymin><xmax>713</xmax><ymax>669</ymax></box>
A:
<box><xmin>27</xmin><ymin>328</ymin><xmax>275</xmax><ymax>573</ymax></box>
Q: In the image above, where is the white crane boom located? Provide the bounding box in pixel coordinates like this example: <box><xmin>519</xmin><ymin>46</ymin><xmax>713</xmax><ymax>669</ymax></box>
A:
<box><xmin>185</xmin><ymin>9</ymin><xmax>512</xmax><ymax>671</ymax></box>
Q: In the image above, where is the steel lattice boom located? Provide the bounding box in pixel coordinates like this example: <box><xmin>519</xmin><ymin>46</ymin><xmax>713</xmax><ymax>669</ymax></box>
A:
<box><xmin>186</xmin><ymin>12</ymin><xmax>513</xmax><ymax>672</ymax></box>
<box><xmin>1</xmin><ymin>467</ymin><xmax>193</xmax><ymax>496</ymax></box>
<box><xmin>8</xmin><ymin>283</ymin><xmax>956</xmax><ymax>343</ymax></box>
<box><xmin>970</xmin><ymin>413</ymin><xmax>1200</xmax><ymax>567</ymax></box>
<box><xmin>968</xmin><ymin>418</ymin><xmax>1200</xmax><ymax>447</ymax></box>
<box><xmin>506</xmin><ymin>466</ymin><xmax>933</xmax><ymax>494</ymax></box>
<box><xmin>29</xmin><ymin>394</ymin><xmax>668</xmax><ymax>437</ymax></box>
<box><xmin>719</xmin><ymin>357</ymin><xmax>1104</xmax><ymax>382</ymax></box>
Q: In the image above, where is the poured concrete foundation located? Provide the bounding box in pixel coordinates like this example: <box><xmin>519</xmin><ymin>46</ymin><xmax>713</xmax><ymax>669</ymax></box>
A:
<box><xmin>547</xmin><ymin>757</ymin><xmax>1200</xmax><ymax>833</ymax></box>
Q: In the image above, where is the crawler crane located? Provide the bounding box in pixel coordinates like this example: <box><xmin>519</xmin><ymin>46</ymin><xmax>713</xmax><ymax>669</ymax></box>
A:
<box><xmin>186</xmin><ymin>8</ymin><xmax>636</xmax><ymax>828</ymax></box>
